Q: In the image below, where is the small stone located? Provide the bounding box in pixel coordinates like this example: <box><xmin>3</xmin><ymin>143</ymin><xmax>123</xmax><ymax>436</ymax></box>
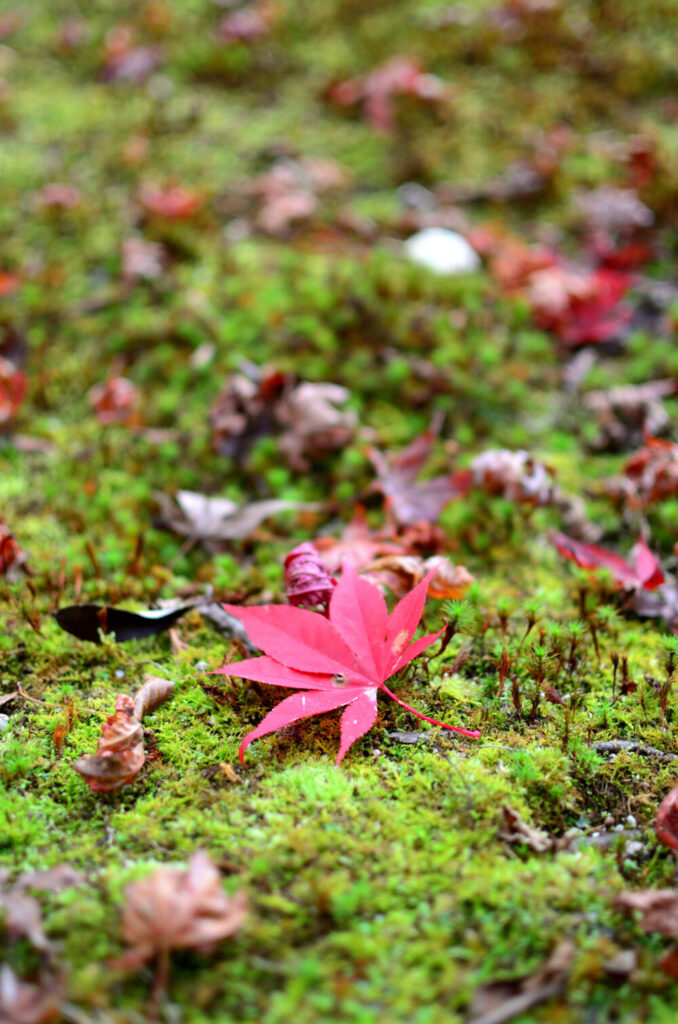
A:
<box><xmin>624</xmin><ymin>840</ymin><xmax>644</xmax><ymax>858</ymax></box>
<box><xmin>195</xmin><ymin>660</ymin><xmax>208</xmax><ymax>672</ymax></box>
<box><xmin>115</xmin><ymin>669</ymin><xmax>125</xmax><ymax>679</ymax></box>
<box><xmin>626</xmin><ymin>814</ymin><xmax>637</xmax><ymax>828</ymax></box>
<box><xmin>614</xmin><ymin>823</ymin><xmax>625</xmax><ymax>832</ymax></box>
<box><xmin>0</xmin><ymin>714</ymin><xmax>10</xmax><ymax>733</ymax></box>
<box><xmin>404</xmin><ymin>228</ymin><xmax>481</xmax><ymax>275</ymax></box>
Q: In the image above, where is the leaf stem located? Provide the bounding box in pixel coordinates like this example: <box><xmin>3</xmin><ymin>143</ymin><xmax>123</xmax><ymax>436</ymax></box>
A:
<box><xmin>379</xmin><ymin>683</ymin><xmax>481</xmax><ymax>739</ymax></box>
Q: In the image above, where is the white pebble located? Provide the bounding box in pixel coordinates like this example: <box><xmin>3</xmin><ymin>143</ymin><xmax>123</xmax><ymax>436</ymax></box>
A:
<box><xmin>404</xmin><ymin>228</ymin><xmax>481</xmax><ymax>275</ymax></box>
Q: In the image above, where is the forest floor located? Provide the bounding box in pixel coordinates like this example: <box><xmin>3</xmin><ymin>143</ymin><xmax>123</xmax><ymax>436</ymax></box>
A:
<box><xmin>3</xmin><ymin>1</ymin><xmax>678</xmax><ymax>1021</ymax></box>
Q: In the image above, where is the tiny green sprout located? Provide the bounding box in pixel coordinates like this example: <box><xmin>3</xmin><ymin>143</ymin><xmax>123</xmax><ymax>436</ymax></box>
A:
<box><xmin>662</xmin><ymin>636</ymin><xmax>678</xmax><ymax>678</ymax></box>
<box><xmin>496</xmin><ymin>597</ymin><xmax>512</xmax><ymax>638</ymax></box>
<box><xmin>442</xmin><ymin>599</ymin><xmax>474</xmax><ymax>633</ymax></box>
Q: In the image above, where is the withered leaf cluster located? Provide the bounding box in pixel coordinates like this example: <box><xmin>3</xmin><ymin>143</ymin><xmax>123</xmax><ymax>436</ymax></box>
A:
<box><xmin>73</xmin><ymin>676</ymin><xmax>174</xmax><ymax>793</ymax></box>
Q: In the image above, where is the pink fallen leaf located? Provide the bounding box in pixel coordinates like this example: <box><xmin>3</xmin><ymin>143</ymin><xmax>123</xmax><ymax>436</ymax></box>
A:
<box><xmin>368</xmin><ymin>424</ymin><xmax>470</xmax><ymax>526</ymax></box>
<box><xmin>548</xmin><ymin>531</ymin><xmax>663</xmax><ymax>590</ymax></box>
<box><xmin>219</xmin><ymin>562</ymin><xmax>480</xmax><ymax>765</ymax></box>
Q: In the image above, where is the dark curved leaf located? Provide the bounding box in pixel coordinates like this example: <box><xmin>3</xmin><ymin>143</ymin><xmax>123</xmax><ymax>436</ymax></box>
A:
<box><xmin>54</xmin><ymin>603</ymin><xmax>194</xmax><ymax>643</ymax></box>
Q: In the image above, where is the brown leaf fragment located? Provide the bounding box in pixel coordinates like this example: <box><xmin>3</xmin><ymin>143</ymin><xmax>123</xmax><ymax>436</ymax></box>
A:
<box><xmin>73</xmin><ymin>682</ymin><xmax>173</xmax><ymax>793</ymax></box>
<box><xmin>114</xmin><ymin>851</ymin><xmax>247</xmax><ymax>971</ymax></box>
<box><xmin>1</xmin><ymin>891</ymin><xmax>53</xmax><ymax>953</ymax></box>
<box><xmin>614</xmin><ymin>890</ymin><xmax>678</xmax><ymax>936</ymax></box>
<box><xmin>0</xmin><ymin>966</ymin><xmax>62</xmax><ymax>1024</ymax></box>
<box><xmin>468</xmin><ymin>940</ymin><xmax>574</xmax><ymax>1024</ymax></box>
<box><xmin>133</xmin><ymin>676</ymin><xmax>175</xmax><ymax>720</ymax></box>
<box><xmin>498</xmin><ymin>806</ymin><xmax>553</xmax><ymax>853</ymax></box>
<box><xmin>13</xmin><ymin>865</ymin><xmax>83</xmax><ymax>893</ymax></box>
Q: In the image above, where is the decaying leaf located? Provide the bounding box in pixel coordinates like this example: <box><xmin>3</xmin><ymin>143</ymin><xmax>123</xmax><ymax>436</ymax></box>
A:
<box><xmin>73</xmin><ymin>677</ymin><xmax>174</xmax><ymax>792</ymax></box>
<box><xmin>615</xmin><ymin>889</ymin><xmax>678</xmax><ymax>936</ymax></box>
<box><xmin>276</xmin><ymin>382</ymin><xmax>357</xmax><ymax>472</ymax></box>
<box><xmin>529</xmin><ymin>264</ymin><xmax>632</xmax><ymax>347</ymax></box>
<box><xmin>284</xmin><ymin>542</ymin><xmax>338</xmax><ymax>611</ymax></box>
<box><xmin>155</xmin><ymin>489</ymin><xmax>319</xmax><ymax>547</ymax></box>
<box><xmin>368</xmin><ymin>424</ymin><xmax>470</xmax><ymax>526</ymax></box>
<box><xmin>469</xmin><ymin>449</ymin><xmax>556</xmax><ymax>505</ymax></box>
<box><xmin>498</xmin><ymin>806</ymin><xmax>553</xmax><ymax>853</ymax></box>
<box><xmin>138</xmin><ymin>184</ymin><xmax>201</xmax><ymax>220</ymax></box>
<box><xmin>88</xmin><ymin>376</ymin><xmax>141</xmax><ymax>426</ymax></box>
<box><xmin>1</xmin><ymin>525</ymin><xmax>27</xmax><ymax>580</ymax></box>
<box><xmin>55</xmin><ymin>601</ymin><xmax>199</xmax><ymax>643</ymax></box>
<box><xmin>0</xmin><ymin>966</ymin><xmax>62</xmax><ymax>1024</ymax></box>
<box><xmin>115</xmin><ymin>851</ymin><xmax>247</xmax><ymax>971</ymax></box>
<box><xmin>0</xmin><ymin>356</ymin><xmax>26</xmax><ymax>427</ymax></box>
<box><xmin>329</xmin><ymin>56</ymin><xmax>449</xmax><ymax>133</ymax></box>
<box><xmin>467</xmin><ymin>939</ymin><xmax>575</xmax><ymax>1024</ymax></box>
<box><xmin>656</xmin><ymin>784</ymin><xmax>678</xmax><ymax>852</ymax></box>
<box><xmin>548</xmin><ymin>531</ymin><xmax>664</xmax><ymax>591</ymax></box>
<box><xmin>582</xmin><ymin>380</ymin><xmax>674</xmax><ymax>453</ymax></box>
<box><xmin>218</xmin><ymin>562</ymin><xmax>480</xmax><ymax>765</ymax></box>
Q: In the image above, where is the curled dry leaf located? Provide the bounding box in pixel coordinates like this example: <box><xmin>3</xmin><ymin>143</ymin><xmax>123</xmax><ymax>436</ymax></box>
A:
<box><xmin>619</xmin><ymin>436</ymin><xmax>678</xmax><ymax>506</ymax></box>
<box><xmin>55</xmin><ymin>601</ymin><xmax>198</xmax><ymax>643</ymax></box>
<box><xmin>1</xmin><ymin>525</ymin><xmax>27</xmax><ymax>579</ymax></box>
<box><xmin>284</xmin><ymin>542</ymin><xmax>337</xmax><ymax>611</ymax></box>
<box><xmin>209</xmin><ymin>366</ymin><xmax>288</xmax><ymax>461</ymax></box>
<box><xmin>115</xmin><ymin>851</ymin><xmax>247</xmax><ymax>971</ymax></box>
<box><xmin>73</xmin><ymin>677</ymin><xmax>173</xmax><ymax>793</ymax></box>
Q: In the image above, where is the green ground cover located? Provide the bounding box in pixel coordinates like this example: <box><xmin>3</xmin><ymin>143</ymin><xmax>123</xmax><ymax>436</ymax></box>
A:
<box><xmin>3</xmin><ymin>1</ymin><xmax>678</xmax><ymax>1020</ymax></box>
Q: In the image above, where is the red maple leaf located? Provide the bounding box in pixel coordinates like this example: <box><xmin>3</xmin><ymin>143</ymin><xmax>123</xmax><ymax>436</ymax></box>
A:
<box><xmin>219</xmin><ymin>563</ymin><xmax>480</xmax><ymax>765</ymax></box>
<box><xmin>548</xmin><ymin>531</ymin><xmax>663</xmax><ymax>590</ymax></box>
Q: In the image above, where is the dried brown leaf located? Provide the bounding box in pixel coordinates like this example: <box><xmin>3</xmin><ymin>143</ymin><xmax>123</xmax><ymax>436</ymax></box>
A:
<box><xmin>115</xmin><ymin>851</ymin><xmax>247</xmax><ymax>971</ymax></box>
<box><xmin>498</xmin><ymin>806</ymin><xmax>553</xmax><ymax>853</ymax></box>
<box><xmin>133</xmin><ymin>676</ymin><xmax>175</xmax><ymax>721</ymax></box>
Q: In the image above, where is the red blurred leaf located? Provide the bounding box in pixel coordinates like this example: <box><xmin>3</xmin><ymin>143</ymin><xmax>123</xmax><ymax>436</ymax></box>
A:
<box><xmin>139</xmin><ymin>184</ymin><xmax>202</xmax><ymax>220</ymax></box>
<box><xmin>528</xmin><ymin>265</ymin><xmax>632</xmax><ymax>347</ymax></box>
<box><xmin>548</xmin><ymin>531</ymin><xmax>663</xmax><ymax>590</ymax></box>
<box><xmin>0</xmin><ymin>358</ymin><xmax>26</xmax><ymax>426</ymax></box>
<box><xmin>329</xmin><ymin>56</ymin><xmax>448</xmax><ymax>133</ymax></box>
<box><xmin>368</xmin><ymin>424</ymin><xmax>470</xmax><ymax>526</ymax></box>
<box><xmin>657</xmin><ymin>785</ymin><xmax>678</xmax><ymax>852</ymax></box>
<box><xmin>88</xmin><ymin>376</ymin><xmax>140</xmax><ymax>426</ymax></box>
<box><xmin>219</xmin><ymin>563</ymin><xmax>480</xmax><ymax>765</ymax></box>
